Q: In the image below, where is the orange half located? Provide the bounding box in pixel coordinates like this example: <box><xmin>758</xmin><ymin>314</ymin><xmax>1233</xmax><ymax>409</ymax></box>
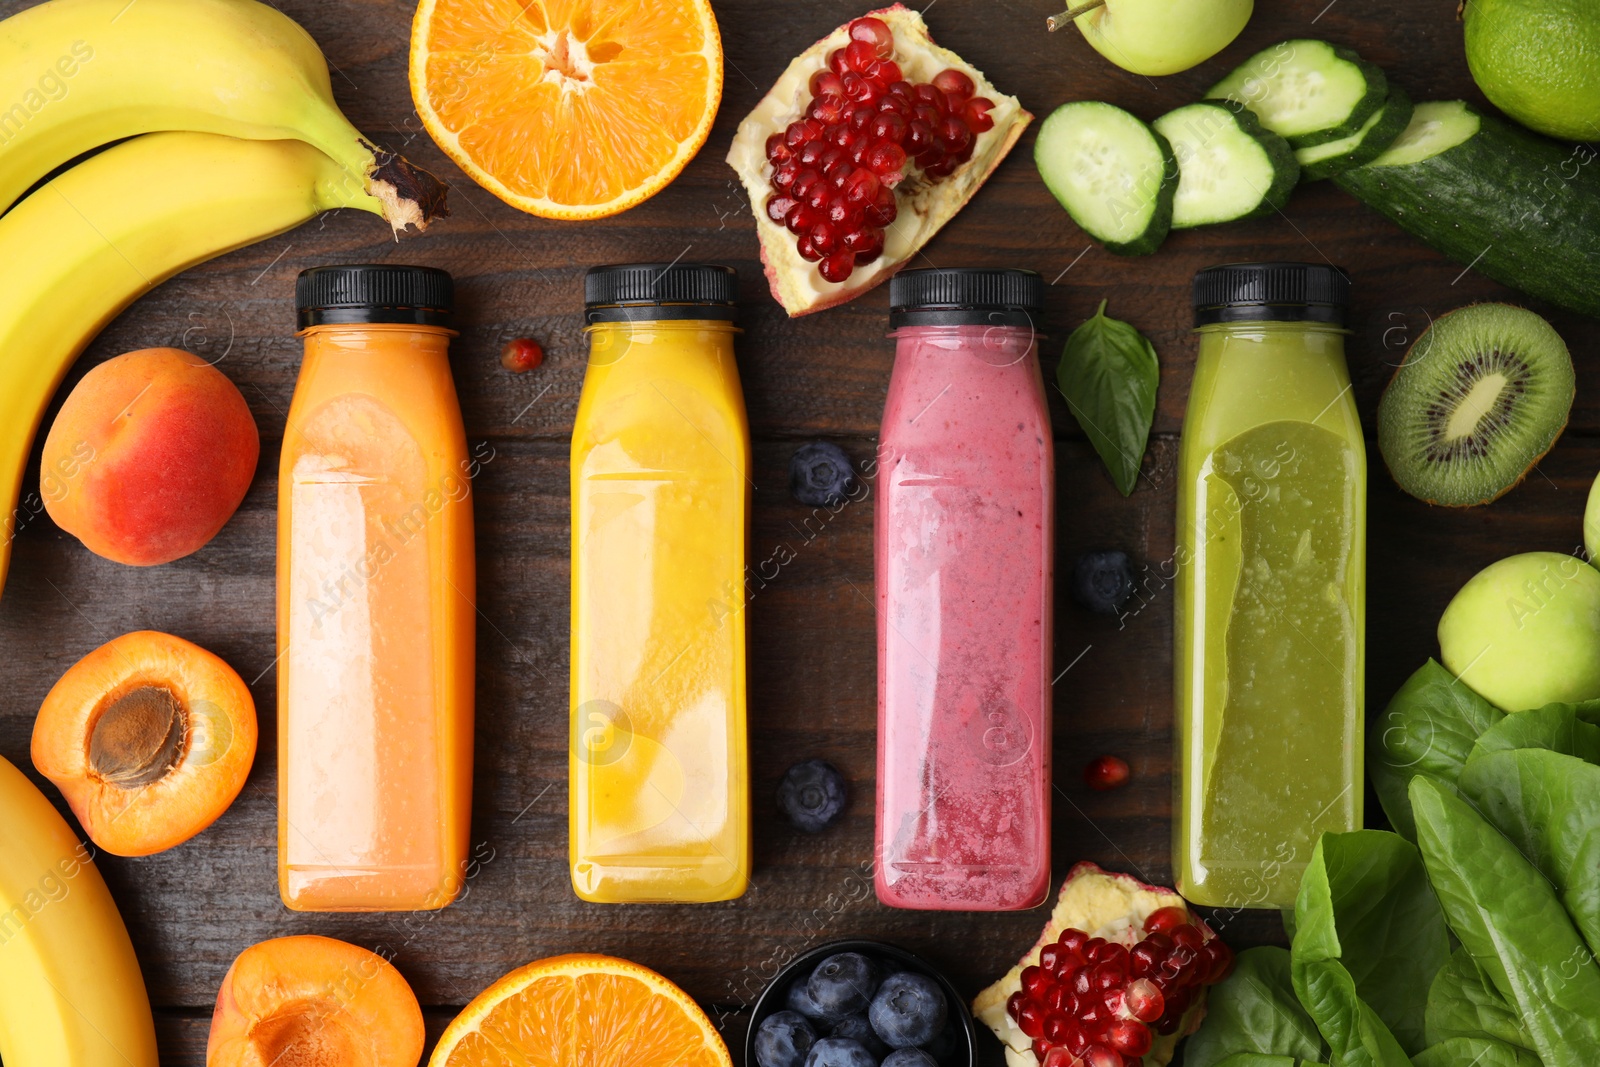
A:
<box><xmin>429</xmin><ymin>953</ymin><xmax>734</xmax><ymax>1067</ymax></box>
<box><xmin>410</xmin><ymin>0</ymin><xmax>722</xmax><ymax>219</ymax></box>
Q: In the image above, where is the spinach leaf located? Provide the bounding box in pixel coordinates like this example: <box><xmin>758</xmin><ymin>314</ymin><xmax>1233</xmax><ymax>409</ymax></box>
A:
<box><xmin>1410</xmin><ymin>777</ymin><xmax>1600</xmax><ymax>1067</ymax></box>
<box><xmin>1055</xmin><ymin>300</ymin><xmax>1158</xmax><ymax>496</ymax></box>
<box><xmin>1459</xmin><ymin>748</ymin><xmax>1600</xmax><ymax>961</ymax></box>
<box><xmin>1471</xmin><ymin>704</ymin><xmax>1600</xmax><ymax>765</ymax></box>
<box><xmin>1367</xmin><ymin>660</ymin><xmax>1503</xmax><ymax>841</ymax></box>
<box><xmin>1291</xmin><ymin>831</ymin><xmax>1447</xmax><ymax>1061</ymax></box>
<box><xmin>1413</xmin><ymin>1036</ymin><xmax>1544</xmax><ymax>1067</ymax></box>
<box><xmin>1183</xmin><ymin>947</ymin><xmax>1329</xmax><ymax>1067</ymax></box>
<box><xmin>1213</xmin><ymin>1055</ymin><xmax>1329</xmax><ymax>1067</ymax></box>
<box><xmin>1424</xmin><ymin>948</ymin><xmax>1535</xmax><ymax>1051</ymax></box>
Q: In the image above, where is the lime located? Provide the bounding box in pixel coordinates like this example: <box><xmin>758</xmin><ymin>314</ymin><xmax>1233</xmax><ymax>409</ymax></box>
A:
<box><xmin>1464</xmin><ymin>0</ymin><xmax>1600</xmax><ymax>141</ymax></box>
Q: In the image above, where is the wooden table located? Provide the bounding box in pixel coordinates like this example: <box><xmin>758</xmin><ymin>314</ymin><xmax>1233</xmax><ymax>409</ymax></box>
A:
<box><xmin>1</xmin><ymin>0</ymin><xmax>1591</xmax><ymax>1061</ymax></box>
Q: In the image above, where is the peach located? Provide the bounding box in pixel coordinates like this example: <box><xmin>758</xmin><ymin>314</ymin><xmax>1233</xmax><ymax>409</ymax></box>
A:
<box><xmin>41</xmin><ymin>347</ymin><xmax>259</xmax><ymax>566</ymax></box>
<box><xmin>208</xmin><ymin>935</ymin><xmax>424</xmax><ymax>1067</ymax></box>
<box><xmin>32</xmin><ymin>630</ymin><xmax>258</xmax><ymax>856</ymax></box>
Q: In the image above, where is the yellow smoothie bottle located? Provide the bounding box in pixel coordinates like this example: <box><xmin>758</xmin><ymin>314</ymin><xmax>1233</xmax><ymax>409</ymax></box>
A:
<box><xmin>1174</xmin><ymin>263</ymin><xmax>1365</xmax><ymax>909</ymax></box>
<box><xmin>279</xmin><ymin>265</ymin><xmax>475</xmax><ymax>911</ymax></box>
<box><xmin>570</xmin><ymin>264</ymin><xmax>750</xmax><ymax>903</ymax></box>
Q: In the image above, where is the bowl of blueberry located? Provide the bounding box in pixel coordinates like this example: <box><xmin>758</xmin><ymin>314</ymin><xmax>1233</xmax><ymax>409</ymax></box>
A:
<box><xmin>749</xmin><ymin>939</ymin><xmax>976</xmax><ymax>1067</ymax></box>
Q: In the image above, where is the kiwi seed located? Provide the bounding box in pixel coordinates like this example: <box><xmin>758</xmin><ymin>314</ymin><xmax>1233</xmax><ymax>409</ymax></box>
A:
<box><xmin>1377</xmin><ymin>303</ymin><xmax>1574</xmax><ymax>507</ymax></box>
<box><xmin>90</xmin><ymin>685</ymin><xmax>187</xmax><ymax>788</ymax></box>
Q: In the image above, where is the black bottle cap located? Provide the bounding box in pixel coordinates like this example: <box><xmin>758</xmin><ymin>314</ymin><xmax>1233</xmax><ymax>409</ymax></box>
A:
<box><xmin>295</xmin><ymin>264</ymin><xmax>453</xmax><ymax>330</ymax></box>
<box><xmin>584</xmin><ymin>263</ymin><xmax>739</xmax><ymax>322</ymax></box>
<box><xmin>1193</xmin><ymin>262</ymin><xmax>1350</xmax><ymax>327</ymax></box>
<box><xmin>889</xmin><ymin>268</ymin><xmax>1044</xmax><ymax>328</ymax></box>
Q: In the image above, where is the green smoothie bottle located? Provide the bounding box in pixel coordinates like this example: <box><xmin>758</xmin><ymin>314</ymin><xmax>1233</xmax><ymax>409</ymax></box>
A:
<box><xmin>1174</xmin><ymin>262</ymin><xmax>1365</xmax><ymax>909</ymax></box>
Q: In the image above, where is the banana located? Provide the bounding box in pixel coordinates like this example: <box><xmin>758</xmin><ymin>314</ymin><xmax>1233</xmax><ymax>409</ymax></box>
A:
<box><xmin>0</xmin><ymin>130</ymin><xmax>384</xmax><ymax>596</ymax></box>
<box><xmin>0</xmin><ymin>753</ymin><xmax>157</xmax><ymax>1066</ymax></box>
<box><xmin>0</xmin><ymin>0</ymin><xmax>446</xmax><ymax>229</ymax></box>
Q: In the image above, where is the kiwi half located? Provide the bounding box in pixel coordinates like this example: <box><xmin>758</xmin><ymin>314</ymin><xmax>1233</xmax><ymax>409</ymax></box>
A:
<box><xmin>1377</xmin><ymin>303</ymin><xmax>1573</xmax><ymax>507</ymax></box>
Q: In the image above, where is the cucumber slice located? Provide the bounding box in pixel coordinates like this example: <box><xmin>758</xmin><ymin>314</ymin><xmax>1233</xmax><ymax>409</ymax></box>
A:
<box><xmin>1153</xmin><ymin>102</ymin><xmax>1299</xmax><ymax>228</ymax></box>
<box><xmin>1034</xmin><ymin>100</ymin><xmax>1176</xmax><ymax>256</ymax></box>
<box><xmin>1208</xmin><ymin>39</ymin><xmax>1388</xmax><ymax>148</ymax></box>
<box><xmin>1335</xmin><ymin>100</ymin><xmax>1600</xmax><ymax>318</ymax></box>
<box><xmin>1296</xmin><ymin>85</ymin><xmax>1414</xmax><ymax>181</ymax></box>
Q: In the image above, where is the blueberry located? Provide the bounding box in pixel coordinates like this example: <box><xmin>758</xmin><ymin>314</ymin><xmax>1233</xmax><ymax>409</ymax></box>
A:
<box><xmin>882</xmin><ymin>1051</ymin><xmax>940</xmax><ymax>1067</ymax></box>
<box><xmin>869</xmin><ymin>971</ymin><xmax>947</xmax><ymax>1049</ymax></box>
<box><xmin>786</xmin><ymin>976</ymin><xmax>830</xmax><ymax>1020</ymax></box>
<box><xmin>806</xmin><ymin>952</ymin><xmax>876</xmax><ymax>1020</ymax></box>
<box><xmin>922</xmin><ymin>1019</ymin><xmax>961</xmax><ymax>1064</ymax></box>
<box><xmin>790</xmin><ymin>442</ymin><xmax>858</xmax><ymax>507</ymax></box>
<box><xmin>830</xmin><ymin>1013</ymin><xmax>888</xmax><ymax>1058</ymax></box>
<box><xmin>803</xmin><ymin>1037</ymin><xmax>877</xmax><ymax>1067</ymax></box>
<box><xmin>777</xmin><ymin>759</ymin><xmax>848</xmax><ymax>833</ymax></box>
<box><xmin>755</xmin><ymin>1011</ymin><xmax>818</xmax><ymax>1067</ymax></box>
<box><xmin>1071</xmin><ymin>549</ymin><xmax>1136</xmax><ymax>615</ymax></box>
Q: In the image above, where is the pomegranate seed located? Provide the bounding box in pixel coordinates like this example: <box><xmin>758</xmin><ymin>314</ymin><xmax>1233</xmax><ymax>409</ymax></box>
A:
<box><xmin>1052</xmin><ymin>949</ymin><xmax>1088</xmax><ymax>978</ymax></box>
<box><xmin>1201</xmin><ymin>939</ymin><xmax>1236</xmax><ymax>984</ymax></box>
<box><xmin>791</xmin><ymin>168</ymin><xmax>822</xmax><ymax>199</ymax></box>
<box><xmin>826</xmin><ymin>195</ymin><xmax>852</xmax><ymax>224</ymax></box>
<box><xmin>499</xmin><ymin>337</ymin><xmax>543</xmax><ymax>372</ymax></box>
<box><xmin>867</xmin><ymin>58</ymin><xmax>903</xmax><ymax>86</ymax></box>
<box><xmin>809</xmin><ymin>98</ymin><xmax>843</xmax><ymax>124</ymax></box>
<box><xmin>1099</xmin><ymin>943</ymin><xmax>1131</xmax><ymax>974</ymax></box>
<box><xmin>853</xmin><ymin>246</ymin><xmax>883</xmax><ymax>268</ymax></box>
<box><xmin>870</xmin><ymin>112</ymin><xmax>907</xmax><ymax>144</ymax></box>
<box><xmin>1034</xmin><ymin>1038</ymin><xmax>1054</xmax><ymax>1062</ymax></box>
<box><xmin>1045</xmin><ymin>983</ymin><xmax>1074</xmax><ymax>1013</ymax></box>
<box><xmin>766</xmin><ymin>133</ymin><xmax>793</xmax><ymax>163</ymax></box>
<box><xmin>783</xmin><ymin>203</ymin><xmax>809</xmax><ymax>234</ymax></box>
<box><xmin>1042</xmin><ymin>1050</ymin><xmax>1078</xmax><ymax>1067</ymax></box>
<box><xmin>865</xmin><ymin>187</ymin><xmax>897</xmax><ymax>226</ymax></box>
<box><xmin>1064</xmin><ymin>1024</ymin><xmax>1092</xmax><ymax>1056</ymax></box>
<box><xmin>765</xmin><ymin>194</ymin><xmax>798</xmax><ymax>223</ymax></box>
<box><xmin>888</xmin><ymin>79</ymin><xmax>915</xmax><ymax>101</ymax></box>
<box><xmin>913</xmin><ymin>103</ymin><xmax>943</xmax><ymax>127</ymax></box>
<box><xmin>964</xmin><ymin>96</ymin><xmax>996</xmax><ymax>132</ymax></box>
<box><xmin>932</xmin><ymin>67</ymin><xmax>975</xmax><ymax>100</ymax></box>
<box><xmin>1137</xmin><ymin>931</ymin><xmax>1173</xmax><ymax>956</ymax></box>
<box><xmin>843</xmin><ymin>39</ymin><xmax>878</xmax><ymax>72</ymax></box>
<box><xmin>805</xmin><ymin>185</ymin><xmax>830</xmax><ymax>211</ymax></box>
<box><xmin>1171</xmin><ymin>925</ymin><xmax>1205</xmax><ymax>953</ymax></box>
<box><xmin>1022</xmin><ymin>965</ymin><xmax>1050</xmax><ymax>998</ymax></box>
<box><xmin>905</xmin><ymin>120</ymin><xmax>936</xmax><ymax>154</ymax></box>
<box><xmin>1156</xmin><ymin>1015</ymin><xmax>1181</xmax><ymax>1036</ymax></box>
<box><xmin>1018</xmin><ymin>1001</ymin><xmax>1046</xmax><ymax>1039</ymax></box>
<box><xmin>1107</xmin><ymin>1019</ymin><xmax>1152</xmax><ymax>1057</ymax></box>
<box><xmin>849</xmin><ymin>107</ymin><xmax>874</xmax><ymax>131</ymax></box>
<box><xmin>845</xmin><ymin>72</ymin><xmax>880</xmax><ymax>105</ymax></box>
<box><xmin>849</xmin><ymin>141</ymin><xmax>873</xmax><ymax>166</ymax></box>
<box><xmin>937</xmin><ymin>116</ymin><xmax>972</xmax><ymax>155</ymax></box>
<box><xmin>796</xmin><ymin>235</ymin><xmax>821</xmax><ymax>261</ymax></box>
<box><xmin>1167</xmin><ymin>985</ymin><xmax>1195</xmax><ymax>1016</ymax></box>
<box><xmin>784</xmin><ymin>121</ymin><xmax>810</xmax><ymax>149</ymax></box>
<box><xmin>1144</xmin><ymin>906</ymin><xmax>1188</xmax><ymax>935</ymax></box>
<box><xmin>808</xmin><ymin>222</ymin><xmax>839</xmax><ymax>255</ymax></box>
<box><xmin>913</xmin><ymin>82</ymin><xmax>941</xmax><ymax>106</ymax></box>
<box><xmin>798</xmin><ymin>141</ymin><xmax>826</xmax><ymax>167</ymax></box>
<box><xmin>830</xmin><ymin>126</ymin><xmax>859</xmax><ymax>151</ymax></box>
<box><xmin>1078</xmin><ymin>1002</ymin><xmax>1105</xmax><ymax>1030</ymax></box>
<box><xmin>1129</xmin><ymin>944</ymin><xmax>1163</xmax><ymax>978</ymax></box>
<box><xmin>1039</xmin><ymin>944</ymin><xmax>1065</xmax><ymax>973</ymax></box>
<box><xmin>1090</xmin><ymin>962</ymin><xmax>1123</xmax><ymax>992</ymax></box>
<box><xmin>1059</xmin><ymin>929</ymin><xmax>1091</xmax><ymax>953</ymax></box>
<box><xmin>1006</xmin><ymin>990</ymin><xmax>1026</xmax><ymax>1021</ymax></box>
<box><xmin>1084</xmin><ymin>1044</ymin><xmax>1124</xmax><ymax>1067</ymax></box>
<box><xmin>809</xmin><ymin>69</ymin><xmax>845</xmax><ymax>101</ymax></box>
<box><xmin>1070</xmin><ymin>969</ymin><xmax>1093</xmax><ymax>997</ymax></box>
<box><xmin>772</xmin><ymin>160</ymin><xmax>801</xmax><ymax>191</ymax></box>
<box><xmin>825</xmin><ymin>159</ymin><xmax>853</xmax><ymax>187</ymax></box>
<box><xmin>1124</xmin><ymin>978</ymin><xmax>1165</xmax><ymax>1022</ymax></box>
<box><xmin>867</xmin><ymin>142</ymin><xmax>907</xmax><ymax>182</ymax></box>
<box><xmin>1045</xmin><ymin>1013</ymin><xmax>1073</xmax><ymax>1044</ymax></box>
<box><xmin>827</xmin><ymin>48</ymin><xmax>848</xmax><ymax>75</ymax></box>
<box><xmin>1084</xmin><ymin>937</ymin><xmax>1106</xmax><ymax>956</ymax></box>
<box><xmin>848</xmin><ymin>15</ymin><xmax>894</xmax><ymax>57</ymax></box>
<box><xmin>842</xmin><ymin>167</ymin><xmax>880</xmax><ymax>204</ymax></box>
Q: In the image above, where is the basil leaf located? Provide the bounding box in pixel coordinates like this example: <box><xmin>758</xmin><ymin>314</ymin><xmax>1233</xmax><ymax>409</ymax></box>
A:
<box><xmin>1055</xmin><ymin>299</ymin><xmax>1158</xmax><ymax>496</ymax></box>
<box><xmin>1411</xmin><ymin>777</ymin><xmax>1600</xmax><ymax>1067</ymax></box>
<box><xmin>1183</xmin><ymin>947</ymin><xmax>1329</xmax><ymax>1067</ymax></box>
<box><xmin>1291</xmin><ymin>830</ymin><xmax>1448</xmax><ymax>1061</ymax></box>
<box><xmin>1368</xmin><ymin>659</ymin><xmax>1503</xmax><ymax>841</ymax></box>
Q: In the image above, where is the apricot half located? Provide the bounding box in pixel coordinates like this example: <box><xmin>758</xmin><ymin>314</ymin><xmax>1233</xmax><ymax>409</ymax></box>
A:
<box><xmin>42</xmin><ymin>347</ymin><xmax>259</xmax><ymax>566</ymax></box>
<box><xmin>208</xmin><ymin>935</ymin><xmax>424</xmax><ymax>1067</ymax></box>
<box><xmin>32</xmin><ymin>630</ymin><xmax>257</xmax><ymax>856</ymax></box>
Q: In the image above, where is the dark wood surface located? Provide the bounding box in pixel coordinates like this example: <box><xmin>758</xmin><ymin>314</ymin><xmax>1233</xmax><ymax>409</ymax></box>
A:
<box><xmin>1</xmin><ymin>0</ymin><xmax>1594</xmax><ymax>1062</ymax></box>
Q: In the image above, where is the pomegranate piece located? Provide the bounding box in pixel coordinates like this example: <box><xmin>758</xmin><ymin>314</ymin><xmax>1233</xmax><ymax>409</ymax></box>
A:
<box><xmin>976</xmin><ymin>862</ymin><xmax>1230</xmax><ymax>1067</ymax></box>
<box><xmin>726</xmin><ymin>4</ymin><xmax>1029</xmax><ymax>315</ymax></box>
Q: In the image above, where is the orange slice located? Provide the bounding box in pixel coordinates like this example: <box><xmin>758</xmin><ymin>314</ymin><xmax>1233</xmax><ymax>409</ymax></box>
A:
<box><xmin>409</xmin><ymin>0</ymin><xmax>722</xmax><ymax>219</ymax></box>
<box><xmin>428</xmin><ymin>954</ymin><xmax>734</xmax><ymax>1067</ymax></box>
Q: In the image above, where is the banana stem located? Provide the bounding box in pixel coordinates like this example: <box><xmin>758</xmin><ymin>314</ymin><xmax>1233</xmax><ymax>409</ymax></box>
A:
<box><xmin>1047</xmin><ymin>0</ymin><xmax>1106</xmax><ymax>30</ymax></box>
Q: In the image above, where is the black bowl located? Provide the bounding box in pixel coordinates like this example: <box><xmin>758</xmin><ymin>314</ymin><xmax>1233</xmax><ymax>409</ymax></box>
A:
<box><xmin>746</xmin><ymin>938</ymin><xmax>977</xmax><ymax>1067</ymax></box>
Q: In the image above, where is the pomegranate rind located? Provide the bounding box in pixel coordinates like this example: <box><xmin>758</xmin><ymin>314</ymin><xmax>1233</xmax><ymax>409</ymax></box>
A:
<box><xmin>725</xmin><ymin>4</ymin><xmax>1030</xmax><ymax>316</ymax></box>
<box><xmin>971</xmin><ymin>861</ymin><xmax>1213</xmax><ymax>1067</ymax></box>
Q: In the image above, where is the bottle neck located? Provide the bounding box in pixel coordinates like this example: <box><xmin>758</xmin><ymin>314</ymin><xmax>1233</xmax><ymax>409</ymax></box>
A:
<box><xmin>584</xmin><ymin>319</ymin><xmax>739</xmax><ymax>368</ymax></box>
<box><xmin>298</xmin><ymin>323</ymin><xmax>456</xmax><ymax>357</ymax></box>
<box><xmin>890</xmin><ymin>323</ymin><xmax>1040</xmax><ymax>367</ymax></box>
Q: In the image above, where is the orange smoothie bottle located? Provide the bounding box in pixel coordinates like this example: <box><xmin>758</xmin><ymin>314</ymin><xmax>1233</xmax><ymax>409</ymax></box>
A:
<box><xmin>277</xmin><ymin>264</ymin><xmax>475</xmax><ymax>912</ymax></box>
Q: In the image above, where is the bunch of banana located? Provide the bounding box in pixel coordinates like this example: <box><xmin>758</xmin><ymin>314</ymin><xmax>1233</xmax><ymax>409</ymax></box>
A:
<box><xmin>0</xmin><ymin>0</ymin><xmax>449</xmax><ymax>597</ymax></box>
<box><xmin>0</xmin><ymin>753</ymin><xmax>157</xmax><ymax>1066</ymax></box>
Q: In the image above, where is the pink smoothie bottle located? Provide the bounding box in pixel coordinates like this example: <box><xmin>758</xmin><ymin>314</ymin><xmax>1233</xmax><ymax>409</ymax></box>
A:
<box><xmin>875</xmin><ymin>268</ymin><xmax>1053</xmax><ymax>911</ymax></box>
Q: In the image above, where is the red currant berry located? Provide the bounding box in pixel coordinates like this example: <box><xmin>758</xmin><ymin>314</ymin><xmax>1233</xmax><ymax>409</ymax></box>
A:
<box><xmin>499</xmin><ymin>337</ymin><xmax>543</xmax><ymax>373</ymax></box>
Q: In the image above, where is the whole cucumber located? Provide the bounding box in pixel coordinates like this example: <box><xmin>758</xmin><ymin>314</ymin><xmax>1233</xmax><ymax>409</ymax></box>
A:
<box><xmin>1335</xmin><ymin>101</ymin><xmax>1600</xmax><ymax>317</ymax></box>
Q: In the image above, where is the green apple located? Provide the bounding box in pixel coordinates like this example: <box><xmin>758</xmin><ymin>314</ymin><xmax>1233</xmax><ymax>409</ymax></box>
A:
<box><xmin>1585</xmin><ymin>470</ymin><xmax>1600</xmax><ymax>566</ymax></box>
<box><xmin>1051</xmin><ymin>0</ymin><xmax>1254</xmax><ymax>77</ymax></box>
<box><xmin>1438</xmin><ymin>551</ymin><xmax>1600</xmax><ymax>712</ymax></box>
